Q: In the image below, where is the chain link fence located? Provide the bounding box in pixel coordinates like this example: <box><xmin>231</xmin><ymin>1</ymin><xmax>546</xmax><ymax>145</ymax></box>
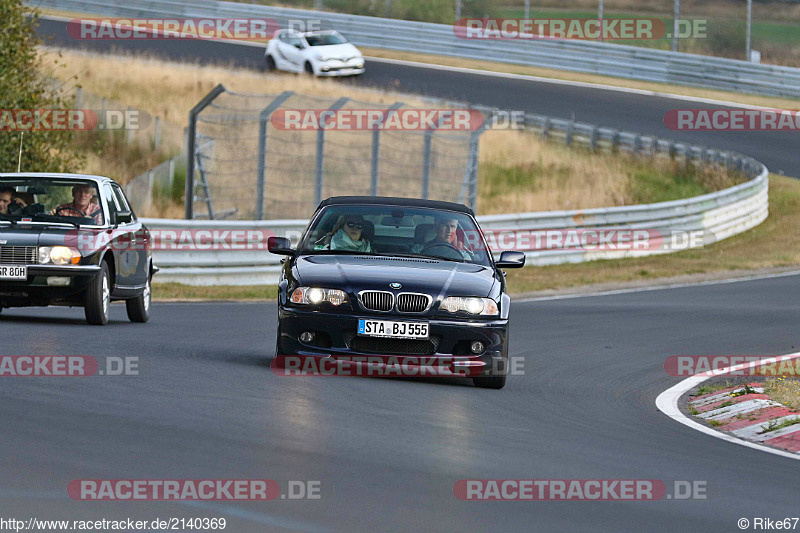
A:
<box><xmin>186</xmin><ymin>87</ymin><xmax>485</xmax><ymax>220</ymax></box>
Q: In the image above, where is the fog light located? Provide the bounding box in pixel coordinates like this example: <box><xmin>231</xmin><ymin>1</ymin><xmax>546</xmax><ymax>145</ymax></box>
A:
<box><xmin>300</xmin><ymin>331</ymin><xmax>315</xmax><ymax>344</ymax></box>
<box><xmin>46</xmin><ymin>277</ymin><xmax>70</xmax><ymax>286</ymax></box>
<box><xmin>470</xmin><ymin>341</ymin><xmax>485</xmax><ymax>354</ymax></box>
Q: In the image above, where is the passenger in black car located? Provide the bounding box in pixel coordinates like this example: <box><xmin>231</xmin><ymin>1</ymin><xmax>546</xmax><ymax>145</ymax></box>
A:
<box><xmin>317</xmin><ymin>214</ymin><xmax>372</xmax><ymax>252</ymax></box>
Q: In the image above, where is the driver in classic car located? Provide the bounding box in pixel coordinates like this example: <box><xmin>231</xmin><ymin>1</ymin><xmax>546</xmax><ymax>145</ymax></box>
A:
<box><xmin>51</xmin><ymin>184</ymin><xmax>103</xmax><ymax>224</ymax></box>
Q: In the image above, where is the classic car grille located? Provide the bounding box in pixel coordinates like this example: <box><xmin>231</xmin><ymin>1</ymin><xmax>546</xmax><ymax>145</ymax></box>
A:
<box><xmin>344</xmin><ymin>332</ymin><xmax>441</xmax><ymax>355</ymax></box>
<box><xmin>396</xmin><ymin>293</ymin><xmax>431</xmax><ymax>313</ymax></box>
<box><xmin>359</xmin><ymin>291</ymin><xmax>393</xmax><ymax>312</ymax></box>
<box><xmin>0</xmin><ymin>246</ymin><xmax>37</xmax><ymax>265</ymax></box>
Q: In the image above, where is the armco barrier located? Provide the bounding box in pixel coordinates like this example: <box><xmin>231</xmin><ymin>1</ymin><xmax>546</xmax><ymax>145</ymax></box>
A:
<box><xmin>30</xmin><ymin>0</ymin><xmax>800</xmax><ymax>98</ymax></box>
<box><xmin>143</xmin><ymin>164</ymin><xmax>767</xmax><ymax>285</ymax></box>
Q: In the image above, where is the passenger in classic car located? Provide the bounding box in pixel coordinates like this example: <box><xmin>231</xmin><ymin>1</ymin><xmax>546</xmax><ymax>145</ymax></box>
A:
<box><xmin>316</xmin><ymin>214</ymin><xmax>372</xmax><ymax>252</ymax></box>
<box><xmin>0</xmin><ymin>186</ymin><xmax>26</xmax><ymax>215</ymax></box>
<box><xmin>51</xmin><ymin>184</ymin><xmax>103</xmax><ymax>223</ymax></box>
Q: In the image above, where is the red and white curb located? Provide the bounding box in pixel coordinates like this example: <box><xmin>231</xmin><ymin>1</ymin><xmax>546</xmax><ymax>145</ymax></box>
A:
<box><xmin>656</xmin><ymin>352</ymin><xmax>800</xmax><ymax>460</ymax></box>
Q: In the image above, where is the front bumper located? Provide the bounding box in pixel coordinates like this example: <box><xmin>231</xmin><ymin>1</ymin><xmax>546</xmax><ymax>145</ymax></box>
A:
<box><xmin>317</xmin><ymin>64</ymin><xmax>365</xmax><ymax>76</ymax></box>
<box><xmin>277</xmin><ymin>306</ymin><xmax>507</xmax><ymax>376</ymax></box>
<box><xmin>0</xmin><ymin>264</ymin><xmax>100</xmax><ymax>306</ymax></box>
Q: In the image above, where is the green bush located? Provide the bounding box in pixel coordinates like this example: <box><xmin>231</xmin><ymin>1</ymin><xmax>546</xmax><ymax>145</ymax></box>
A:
<box><xmin>0</xmin><ymin>1</ymin><xmax>83</xmax><ymax>172</ymax></box>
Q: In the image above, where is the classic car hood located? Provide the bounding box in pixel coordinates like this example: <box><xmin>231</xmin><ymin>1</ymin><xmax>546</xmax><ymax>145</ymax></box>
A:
<box><xmin>0</xmin><ymin>225</ymin><xmax>105</xmax><ymax>252</ymax></box>
<box><xmin>294</xmin><ymin>254</ymin><xmax>496</xmax><ymax>298</ymax></box>
<box><xmin>312</xmin><ymin>43</ymin><xmax>361</xmax><ymax>59</ymax></box>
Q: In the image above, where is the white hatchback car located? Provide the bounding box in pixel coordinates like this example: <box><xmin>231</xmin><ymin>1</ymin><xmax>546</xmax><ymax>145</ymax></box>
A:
<box><xmin>265</xmin><ymin>29</ymin><xmax>365</xmax><ymax>77</ymax></box>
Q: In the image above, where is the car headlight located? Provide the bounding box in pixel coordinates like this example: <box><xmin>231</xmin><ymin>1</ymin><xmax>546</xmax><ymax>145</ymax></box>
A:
<box><xmin>38</xmin><ymin>246</ymin><xmax>81</xmax><ymax>265</ymax></box>
<box><xmin>290</xmin><ymin>287</ymin><xmax>347</xmax><ymax>306</ymax></box>
<box><xmin>440</xmin><ymin>297</ymin><xmax>499</xmax><ymax>316</ymax></box>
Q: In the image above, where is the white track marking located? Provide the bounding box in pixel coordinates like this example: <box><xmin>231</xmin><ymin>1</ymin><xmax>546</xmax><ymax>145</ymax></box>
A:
<box><xmin>655</xmin><ymin>352</ymin><xmax>800</xmax><ymax>460</ymax></box>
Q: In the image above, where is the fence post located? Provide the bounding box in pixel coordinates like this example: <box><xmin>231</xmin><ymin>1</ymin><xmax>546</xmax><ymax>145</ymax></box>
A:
<box><xmin>255</xmin><ymin>91</ymin><xmax>295</xmax><ymax>220</ymax></box>
<box><xmin>185</xmin><ymin>84</ymin><xmax>225</xmax><ymax>219</ymax></box>
<box><xmin>75</xmin><ymin>87</ymin><xmax>82</xmax><ymax>109</ymax></box>
<box><xmin>370</xmin><ymin>102</ymin><xmax>403</xmax><ymax>196</ymax></box>
<box><xmin>541</xmin><ymin>117</ymin><xmax>550</xmax><ymax>139</ymax></box>
<box><xmin>590</xmin><ymin>125</ymin><xmax>598</xmax><ymax>151</ymax></box>
<box><xmin>154</xmin><ymin>117</ymin><xmax>161</xmax><ymax>150</ymax></box>
<box><xmin>315</xmin><ymin>97</ymin><xmax>350</xmax><ymax>206</ymax></box>
<box><xmin>565</xmin><ymin>121</ymin><xmax>574</xmax><ymax>146</ymax></box>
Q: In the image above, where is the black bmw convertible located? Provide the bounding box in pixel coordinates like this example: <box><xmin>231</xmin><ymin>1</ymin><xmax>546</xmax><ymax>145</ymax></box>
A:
<box><xmin>268</xmin><ymin>196</ymin><xmax>525</xmax><ymax>389</ymax></box>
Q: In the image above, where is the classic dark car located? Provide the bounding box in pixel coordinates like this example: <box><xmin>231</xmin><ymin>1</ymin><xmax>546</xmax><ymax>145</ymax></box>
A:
<box><xmin>0</xmin><ymin>173</ymin><xmax>155</xmax><ymax>325</ymax></box>
<box><xmin>268</xmin><ymin>196</ymin><xmax>525</xmax><ymax>389</ymax></box>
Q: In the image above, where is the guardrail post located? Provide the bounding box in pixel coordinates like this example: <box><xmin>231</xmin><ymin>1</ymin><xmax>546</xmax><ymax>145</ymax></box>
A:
<box><xmin>590</xmin><ymin>126</ymin><xmax>599</xmax><ymax>151</ymax></box>
<box><xmin>75</xmin><ymin>87</ymin><xmax>82</xmax><ymax>109</ymax></box>
<box><xmin>565</xmin><ymin>121</ymin><xmax>574</xmax><ymax>146</ymax></box>
<box><xmin>541</xmin><ymin>117</ymin><xmax>550</xmax><ymax>140</ymax></box>
<box><xmin>371</xmin><ymin>102</ymin><xmax>403</xmax><ymax>196</ymax></box>
<box><xmin>668</xmin><ymin>142</ymin><xmax>677</xmax><ymax>159</ymax></box>
<box><xmin>185</xmin><ymin>84</ymin><xmax>226</xmax><ymax>219</ymax></box>
<box><xmin>633</xmin><ymin>134</ymin><xmax>641</xmax><ymax>154</ymax></box>
<box><xmin>255</xmin><ymin>91</ymin><xmax>295</xmax><ymax>220</ymax></box>
<box><xmin>315</xmin><ymin>97</ymin><xmax>350</xmax><ymax>206</ymax></box>
<box><xmin>611</xmin><ymin>130</ymin><xmax>620</xmax><ymax>151</ymax></box>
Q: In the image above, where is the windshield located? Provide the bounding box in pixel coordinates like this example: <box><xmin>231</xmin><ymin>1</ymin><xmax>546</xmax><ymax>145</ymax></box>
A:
<box><xmin>298</xmin><ymin>205</ymin><xmax>493</xmax><ymax>266</ymax></box>
<box><xmin>0</xmin><ymin>177</ymin><xmax>105</xmax><ymax>225</ymax></box>
<box><xmin>305</xmin><ymin>32</ymin><xmax>347</xmax><ymax>46</ymax></box>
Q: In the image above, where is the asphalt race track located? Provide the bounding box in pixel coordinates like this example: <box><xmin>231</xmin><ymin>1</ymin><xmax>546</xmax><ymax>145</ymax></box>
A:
<box><xmin>3</xmin><ymin>17</ymin><xmax>796</xmax><ymax>532</ymax></box>
<box><xmin>2</xmin><ymin>274</ymin><xmax>800</xmax><ymax>531</ymax></box>
<box><xmin>36</xmin><ymin>17</ymin><xmax>798</xmax><ymax>177</ymax></box>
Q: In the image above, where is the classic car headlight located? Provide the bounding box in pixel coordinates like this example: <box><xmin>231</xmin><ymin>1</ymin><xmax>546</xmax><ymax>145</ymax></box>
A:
<box><xmin>38</xmin><ymin>246</ymin><xmax>81</xmax><ymax>265</ymax></box>
<box><xmin>291</xmin><ymin>287</ymin><xmax>347</xmax><ymax>306</ymax></box>
<box><xmin>440</xmin><ymin>296</ymin><xmax>499</xmax><ymax>316</ymax></box>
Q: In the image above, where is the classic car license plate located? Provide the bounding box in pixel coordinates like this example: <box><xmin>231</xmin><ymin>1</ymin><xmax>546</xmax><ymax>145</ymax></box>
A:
<box><xmin>358</xmin><ymin>319</ymin><xmax>429</xmax><ymax>339</ymax></box>
<box><xmin>0</xmin><ymin>266</ymin><xmax>27</xmax><ymax>280</ymax></box>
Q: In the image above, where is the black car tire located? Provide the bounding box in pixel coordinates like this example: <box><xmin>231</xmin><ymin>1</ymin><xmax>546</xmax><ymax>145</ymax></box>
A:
<box><xmin>472</xmin><ymin>352</ymin><xmax>507</xmax><ymax>389</ymax></box>
<box><xmin>85</xmin><ymin>261</ymin><xmax>111</xmax><ymax>325</ymax></box>
<box><xmin>126</xmin><ymin>273</ymin><xmax>151</xmax><ymax>323</ymax></box>
<box><xmin>265</xmin><ymin>55</ymin><xmax>276</xmax><ymax>71</ymax></box>
<box><xmin>304</xmin><ymin>62</ymin><xmax>314</xmax><ymax>75</ymax></box>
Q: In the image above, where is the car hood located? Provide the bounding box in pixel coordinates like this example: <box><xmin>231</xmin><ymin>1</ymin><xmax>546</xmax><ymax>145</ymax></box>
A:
<box><xmin>0</xmin><ymin>225</ymin><xmax>105</xmax><ymax>252</ymax></box>
<box><xmin>311</xmin><ymin>43</ymin><xmax>361</xmax><ymax>59</ymax></box>
<box><xmin>294</xmin><ymin>254</ymin><xmax>496</xmax><ymax>298</ymax></box>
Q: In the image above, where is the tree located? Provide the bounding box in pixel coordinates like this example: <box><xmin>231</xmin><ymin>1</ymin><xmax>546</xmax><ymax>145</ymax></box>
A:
<box><xmin>0</xmin><ymin>0</ymin><xmax>83</xmax><ymax>172</ymax></box>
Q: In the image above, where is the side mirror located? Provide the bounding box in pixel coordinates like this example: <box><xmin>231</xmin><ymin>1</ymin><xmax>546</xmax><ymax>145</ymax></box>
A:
<box><xmin>496</xmin><ymin>251</ymin><xmax>525</xmax><ymax>269</ymax></box>
<box><xmin>268</xmin><ymin>236</ymin><xmax>295</xmax><ymax>256</ymax></box>
<box><xmin>115</xmin><ymin>210</ymin><xmax>132</xmax><ymax>224</ymax></box>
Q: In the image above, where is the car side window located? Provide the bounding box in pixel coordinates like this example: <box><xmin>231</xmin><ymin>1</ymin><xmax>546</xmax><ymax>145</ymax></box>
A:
<box><xmin>103</xmin><ymin>184</ymin><xmax>120</xmax><ymax>222</ymax></box>
<box><xmin>111</xmin><ymin>184</ymin><xmax>135</xmax><ymax>221</ymax></box>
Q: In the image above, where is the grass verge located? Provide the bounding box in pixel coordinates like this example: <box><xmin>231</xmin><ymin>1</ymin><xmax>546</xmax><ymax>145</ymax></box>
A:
<box><xmin>764</xmin><ymin>377</ymin><xmax>800</xmax><ymax>412</ymax></box>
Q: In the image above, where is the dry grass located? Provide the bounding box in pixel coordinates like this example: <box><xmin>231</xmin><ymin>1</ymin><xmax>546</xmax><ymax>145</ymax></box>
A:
<box><xmin>764</xmin><ymin>377</ymin><xmax>800</xmax><ymax>412</ymax></box>
<box><xmin>40</xmin><ymin>47</ymin><xmax>740</xmax><ymax>218</ymax></box>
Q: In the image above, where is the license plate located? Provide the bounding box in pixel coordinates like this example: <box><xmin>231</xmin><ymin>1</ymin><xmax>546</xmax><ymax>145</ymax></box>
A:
<box><xmin>358</xmin><ymin>319</ymin><xmax>429</xmax><ymax>339</ymax></box>
<box><xmin>0</xmin><ymin>265</ymin><xmax>27</xmax><ymax>280</ymax></box>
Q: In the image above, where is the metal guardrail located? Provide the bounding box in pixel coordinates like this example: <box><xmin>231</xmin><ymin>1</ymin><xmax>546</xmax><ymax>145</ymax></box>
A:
<box><xmin>143</xmin><ymin>109</ymin><xmax>769</xmax><ymax>285</ymax></box>
<box><xmin>32</xmin><ymin>0</ymin><xmax>800</xmax><ymax>98</ymax></box>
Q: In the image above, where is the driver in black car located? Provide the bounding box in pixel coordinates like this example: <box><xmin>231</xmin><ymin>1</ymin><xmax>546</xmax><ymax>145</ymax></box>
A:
<box><xmin>425</xmin><ymin>216</ymin><xmax>474</xmax><ymax>260</ymax></box>
<box><xmin>52</xmin><ymin>184</ymin><xmax>103</xmax><ymax>224</ymax></box>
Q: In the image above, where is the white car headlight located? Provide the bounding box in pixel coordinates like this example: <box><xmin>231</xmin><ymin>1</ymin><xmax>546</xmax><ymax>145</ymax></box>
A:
<box><xmin>38</xmin><ymin>246</ymin><xmax>81</xmax><ymax>265</ymax></box>
<box><xmin>440</xmin><ymin>297</ymin><xmax>499</xmax><ymax>316</ymax></box>
<box><xmin>291</xmin><ymin>287</ymin><xmax>347</xmax><ymax>306</ymax></box>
